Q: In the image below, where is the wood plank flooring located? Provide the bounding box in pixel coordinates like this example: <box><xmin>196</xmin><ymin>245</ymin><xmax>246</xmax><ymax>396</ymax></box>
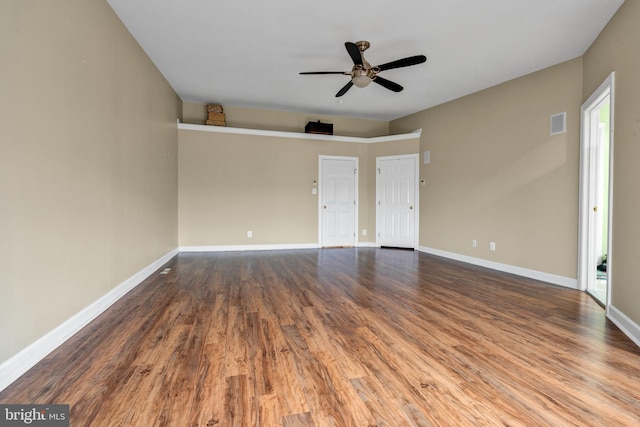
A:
<box><xmin>1</xmin><ymin>248</ymin><xmax>640</xmax><ymax>426</ymax></box>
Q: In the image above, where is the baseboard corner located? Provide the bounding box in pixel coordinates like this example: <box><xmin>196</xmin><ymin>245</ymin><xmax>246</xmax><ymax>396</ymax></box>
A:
<box><xmin>607</xmin><ymin>305</ymin><xmax>640</xmax><ymax>348</ymax></box>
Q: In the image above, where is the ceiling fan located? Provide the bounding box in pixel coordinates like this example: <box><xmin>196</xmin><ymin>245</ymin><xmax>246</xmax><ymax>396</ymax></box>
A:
<box><xmin>300</xmin><ymin>41</ymin><xmax>427</xmax><ymax>97</ymax></box>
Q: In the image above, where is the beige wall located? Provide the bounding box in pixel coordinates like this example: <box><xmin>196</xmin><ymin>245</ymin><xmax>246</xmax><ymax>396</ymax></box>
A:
<box><xmin>391</xmin><ymin>58</ymin><xmax>583</xmax><ymax>278</ymax></box>
<box><xmin>183</xmin><ymin>103</ymin><xmax>390</xmax><ymax>138</ymax></box>
<box><xmin>178</xmin><ymin>130</ymin><xmax>419</xmax><ymax>247</ymax></box>
<box><xmin>583</xmin><ymin>0</ymin><xmax>640</xmax><ymax>326</ymax></box>
<box><xmin>0</xmin><ymin>1</ymin><xmax>180</xmax><ymax>363</ymax></box>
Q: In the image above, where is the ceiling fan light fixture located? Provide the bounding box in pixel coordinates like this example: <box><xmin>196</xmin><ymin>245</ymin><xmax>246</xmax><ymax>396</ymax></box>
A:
<box><xmin>352</xmin><ymin>74</ymin><xmax>372</xmax><ymax>88</ymax></box>
<box><xmin>352</xmin><ymin>68</ymin><xmax>372</xmax><ymax>88</ymax></box>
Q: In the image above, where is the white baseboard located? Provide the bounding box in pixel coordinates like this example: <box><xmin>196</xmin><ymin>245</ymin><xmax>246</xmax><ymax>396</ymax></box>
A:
<box><xmin>418</xmin><ymin>247</ymin><xmax>640</xmax><ymax>349</ymax></box>
<box><xmin>0</xmin><ymin>248</ymin><xmax>179</xmax><ymax>392</ymax></box>
<box><xmin>418</xmin><ymin>246</ymin><xmax>578</xmax><ymax>289</ymax></box>
<box><xmin>179</xmin><ymin>243</ymin><xmax>319</xmax><ymax>252</ymax></box>
<box><xmin>180</xmin><ymin>242</ymin><xmax>381</xmax><ymax>252</ymax></box>
<box><xmin>607</xmin><ymin>305</ymin><xmax>640</xmax><ymax>348</ymax></box>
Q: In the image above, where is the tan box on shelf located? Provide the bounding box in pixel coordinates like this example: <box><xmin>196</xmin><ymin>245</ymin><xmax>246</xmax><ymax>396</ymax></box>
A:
<box><xmin>207</xmin><ymin>111</ymin><xmax>225</xmax><ymax>122</ymax></box>
<box><xmin>206</xmin><ymin>120</ymin><xmax>226</xmax><ymax>126</ymax></box>
<box><xmin>207</xmin><ymin>104</ymin><xmax>223</xmax><ymax>113</ymax></box>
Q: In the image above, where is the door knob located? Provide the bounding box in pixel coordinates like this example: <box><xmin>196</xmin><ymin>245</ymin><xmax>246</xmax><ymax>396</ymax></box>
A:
<box><xmin>410</xmin><ymin>206</ymin><xmax>414</xmax><ymax>210</ymax></box>
<box><xmin>593</xmin><ymin>206</ymin><xmax>598</xmax><ymax>212</ymax></box>
<box><xmin>323</xmin><ymin>205</ymin><xmax>327</xmax><ymax>209</ymax></box>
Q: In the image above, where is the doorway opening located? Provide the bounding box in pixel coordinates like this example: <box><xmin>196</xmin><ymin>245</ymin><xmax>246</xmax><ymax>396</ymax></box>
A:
<box><xmin>579</xmin><ymin>72</ymin><xmax>614</xmax><ymax>307</ymax></box>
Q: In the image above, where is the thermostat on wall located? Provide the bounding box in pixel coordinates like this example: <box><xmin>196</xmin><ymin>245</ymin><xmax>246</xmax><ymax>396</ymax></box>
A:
<box><xmin>423</xmin><ymin>150</ymin><xmax>431</xmax><ymax>164</ymax></box>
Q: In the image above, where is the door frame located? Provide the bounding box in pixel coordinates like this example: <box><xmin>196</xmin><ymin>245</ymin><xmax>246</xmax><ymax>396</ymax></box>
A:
<box><xmin>318</xmin><ymin>155</ymin><xmax>359</xmax><ymax>247</ymax></box>
<box><xmin>578</xmin><ymin>72</ymin><xmax>615</xmax><ymax>308</ymax></box>
<box><xmin>375</xmin><ymin>154</ymin><xmax>420</xmax><ymax>249</ymax></box>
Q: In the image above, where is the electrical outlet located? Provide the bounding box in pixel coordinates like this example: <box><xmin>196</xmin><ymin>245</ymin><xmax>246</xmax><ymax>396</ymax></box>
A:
<box><xmin>490</xmin><ymin>241</ymin><xmax>496</xmax><ymax>251</ymax></box>
<box><xmin>247</xmin><ymin>231</ymin><xmax>253</xmax><ymax>238</ymax></box>
<box><xmin>472</xmin><ymin>240</ymin><xmax>477</xmax><ymax>248</ymax></box>
<box><xmin>362</xmin><ymin>229</ymin><xmax>367</xmax><ymax>236</ymax></box>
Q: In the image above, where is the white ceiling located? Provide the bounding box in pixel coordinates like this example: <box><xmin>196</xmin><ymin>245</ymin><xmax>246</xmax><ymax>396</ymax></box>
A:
<box><xmin>106</xmin><ymin>0</ymin><xmax>623</xmax><ymax>121</ymax></box>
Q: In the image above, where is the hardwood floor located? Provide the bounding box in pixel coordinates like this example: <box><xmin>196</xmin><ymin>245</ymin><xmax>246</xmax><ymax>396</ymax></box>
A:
<box><xmin>2</xmin><ymin>248</ymin><xmax>640</xmax><ymax>426</ymax></box>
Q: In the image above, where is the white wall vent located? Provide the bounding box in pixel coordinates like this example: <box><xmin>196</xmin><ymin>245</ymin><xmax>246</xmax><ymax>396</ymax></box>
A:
<box><xmin>550</xmin><ymin>112</ymin><xmax>566</xmax><ymax>135</ymax></box>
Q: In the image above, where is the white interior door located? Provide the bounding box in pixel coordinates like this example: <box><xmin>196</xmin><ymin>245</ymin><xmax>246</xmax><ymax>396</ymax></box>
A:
<box><xmin>579</xmin><ymin>72</ymin><xmax>614</xmax><ymax>308</ymax></box>
<box><xmin>376</xmin><ymin>155</ymin><xmax>418</xmax><ymax>249</ymax></box>
<box><xmin>319</xmin><ymin>156</ymin><xmax>358</xmax><ymax>247</ymax></box>
<box><xmin>586</xmin><ymin>97</ymin><xmax>611</xmax><ymax>305</ymax></box>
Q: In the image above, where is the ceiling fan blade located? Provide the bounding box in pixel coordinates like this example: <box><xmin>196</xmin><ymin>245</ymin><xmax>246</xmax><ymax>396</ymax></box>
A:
<box><xmin>345</xmin><ymin>42</ymin><xmax>363</xmax><ymax>66</ymax></box>
<box><xmin>376</xmin><ymin>55</ymin><xmax>427</xmax><ymax>72</ymax></box>
<box><xmin>335</xmin><ymin>81</ymin><xmax>354</xmax><ymax>97</ymax></box>
<box><xmin>300</xmin><ymin>71</ymin><xmax>348</xmax><ymax>75</ymax></box>
<box><xmin>373</xmin><ymin>76</ymin><xmax>403</xmax><ymax>92</ymax></box>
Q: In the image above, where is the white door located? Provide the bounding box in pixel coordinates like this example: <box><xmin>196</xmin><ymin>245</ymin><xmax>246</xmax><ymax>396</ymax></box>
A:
<box><xmin>319</xmin><ymin>156</ymin><xmax>358</xmax><ymax>247</ymax></box>
<box><xmin>586</xmin><ymin>96</ymin><xmax>612</xmax><ymax>306</ymax></box>
<box><xmin>579</xmin><ymin>72</ymin><xmax>614</xmax><ymax>308</ymax></box>
<box><xmin>376</xmin><ymin>155</ymin><xmax>418</xmax><ymax>248</ymax></box>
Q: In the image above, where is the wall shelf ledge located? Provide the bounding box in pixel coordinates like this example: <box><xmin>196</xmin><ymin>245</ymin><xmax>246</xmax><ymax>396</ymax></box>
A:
<box><xmin>178</xmin><ymin>122</ymin><xmax>421</xmax><ymax>144</ymax></box>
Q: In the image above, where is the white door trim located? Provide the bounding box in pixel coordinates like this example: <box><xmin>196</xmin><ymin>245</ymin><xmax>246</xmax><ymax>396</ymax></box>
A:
<box><xmin>578</xmin><ymin>72</ymin><xmax>615</xmax><ymax>308</ymax></box>
<box><xmin>375</xmin><ymin>154</ymin><xmax>420</xmax><ymax>249</ymax></box>
<box><xmin>318</xmin><ymin>155</ymin><xmax>359</xmax><ymax>247</ymax></box>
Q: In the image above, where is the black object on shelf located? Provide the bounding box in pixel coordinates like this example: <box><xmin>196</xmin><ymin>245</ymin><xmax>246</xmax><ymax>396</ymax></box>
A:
<box><xmin>305</xmin><ymin>121</ymin><xmax>333</xmax><ymax>135</ymax></box>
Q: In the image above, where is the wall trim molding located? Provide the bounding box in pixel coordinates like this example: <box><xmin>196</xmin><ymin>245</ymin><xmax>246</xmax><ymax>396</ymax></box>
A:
<box><xmin>179</xmin><ymin>243</ymin><xmax>320</xmax><ymax>252</ymax></box>
<box><xmin>0</xmin><ymin>248</ymin><xmax>178</xmax><ymax>392</ymax></box>
<box><xmin>418</xmin><ymin>246</ymin><xmax>578</xmax><ymax>289</ymax></box>
<box><xmin>180</xmin><ymin>243</ymin><xmax>379</xmax><ymax>251</ymax></box>
<box><xmin>178</xmin><ymin>122</ymin><xmax>422</xmax><ymax>144</ymax></box>
<box><xmin>608</xmin><ymin>305</ymin><xmax>640</xmax><ymax>348</ymax></box>
<box><xmin>356</xmin><ymin>241</ymin><xmax>377</xmax><ymax>248</ymax></box>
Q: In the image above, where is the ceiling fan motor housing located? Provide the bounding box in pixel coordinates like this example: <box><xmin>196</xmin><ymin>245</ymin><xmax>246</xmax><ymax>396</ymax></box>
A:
<box><xmin>351</xmin><ymin>42</ymin><xmax>375</xmax><ymax>87</ymax></box>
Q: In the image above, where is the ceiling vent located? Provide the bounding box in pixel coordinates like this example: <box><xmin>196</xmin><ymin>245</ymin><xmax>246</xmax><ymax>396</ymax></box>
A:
<box><xmin>550</xmin><ymin>112</ymin><xmax>566</xmax><ymax>136</ymax></box>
